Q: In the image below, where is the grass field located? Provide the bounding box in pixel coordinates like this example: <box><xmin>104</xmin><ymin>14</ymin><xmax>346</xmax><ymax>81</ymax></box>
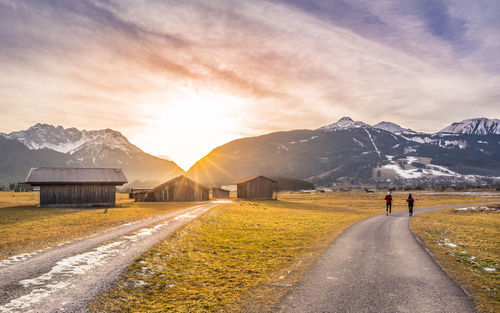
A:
<box><xmin>411</xmin><ymin>205</ymin><xmax>500</xmax><ymax>313</ymax></box>
<box><xmin>90</xmin><ymin>190</ymin><xmax>500</xmax><ymax>313</ymax></box>
<box><xmin>0</xmin><ymin>192</ymin><xmax>195</xmax><ymax>260</ymax></box>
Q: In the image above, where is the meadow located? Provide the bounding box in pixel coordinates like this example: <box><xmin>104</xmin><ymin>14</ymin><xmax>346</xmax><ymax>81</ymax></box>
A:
<box><xmin>411</xmin><ymin>205</ymin><xmax>500</xmax><ymax>313</ymax></box>
<box><xmin>89</xmin><ymin>190</ymin><xmax>500</xmax><ymax>313</ymax></box>
<box><xmin>0</xmin><ymin>192</ymin><xmax>195</xmax><ymax>260</ymax></box>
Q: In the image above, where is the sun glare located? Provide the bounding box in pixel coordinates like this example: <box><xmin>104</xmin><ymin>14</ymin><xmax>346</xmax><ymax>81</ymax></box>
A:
<box><xmin>135</xmin><ymin>87</ymin><xmax>249</xmax><ymax>170</ymax></box>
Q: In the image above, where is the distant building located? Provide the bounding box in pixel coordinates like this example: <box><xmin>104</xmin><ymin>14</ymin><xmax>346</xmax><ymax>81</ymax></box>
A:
<box><xmin>235</xmin><ymin>176</ymin><xmax>278</xmax><ymax>200</ymax></box>
<box><xmin>139</xmin><ymin>175</ymin><xmax>209</xmax><ymax>202</ymax></box>
<box><xmin>212</xmin><ymin>187</ymin><xmax>230</xmax><ymax>199</ymax></box>
<box><xmin>129</xmin><ymin>188</ymin><xmax>152</xmax><ymax>199</ymax></box>
<box><xmin>25</xmin><ymin>167</ymin><xmax>127</xmax><ymax>207</ymax></box>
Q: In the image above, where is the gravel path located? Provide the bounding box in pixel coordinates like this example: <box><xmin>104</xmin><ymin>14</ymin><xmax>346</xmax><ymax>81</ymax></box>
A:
<box><xmin>0</xmin><ymin>202</ymin><xmax>222</xmax><ymax>313</ymax></box>
<box><xmin>271</xmin><ymin>203</ymin><xmax>499</xmax><ymax>313</ymax></box>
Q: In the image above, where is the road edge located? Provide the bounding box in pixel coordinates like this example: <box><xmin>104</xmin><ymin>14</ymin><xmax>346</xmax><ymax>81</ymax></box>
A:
<box><xmin>408</xmin><ymin>202</ymin><xmax>500</xmax><ymax>313</ymax></box>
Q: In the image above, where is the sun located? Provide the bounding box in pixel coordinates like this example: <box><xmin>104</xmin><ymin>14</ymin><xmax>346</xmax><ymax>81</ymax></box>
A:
<box><xmin>135</xmin><ymin>87</ymin><xmax>249</xmax><ymax>170</ymax></box>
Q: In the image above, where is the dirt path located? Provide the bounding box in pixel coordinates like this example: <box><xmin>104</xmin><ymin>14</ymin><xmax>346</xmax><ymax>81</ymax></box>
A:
<box><xmin>0</xmin><ymin>202</ymin><xmax>223</xmax><ymax>313</ymax></box>
<box><xmin>271</xmin><ymin>203</ymin><xmax>499</xmax><ymax>313</ymax></box>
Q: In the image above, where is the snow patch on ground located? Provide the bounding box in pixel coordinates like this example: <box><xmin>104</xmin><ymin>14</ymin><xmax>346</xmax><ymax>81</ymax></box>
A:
<box><xmin>438</xmin><ymin>239</ymin><xmax>459</xmax><ymax>248</ymax></box>
<box><xmin>0</xmin><ymin>247</ymin><xmax>51</xmax><ymax>268</ymax></box>
<box><xmin>0</xmin><ymin>207</ymin><xmax>209</xmax><ymax>312</ymax></box>
<box><xmin>382</xmin><ymin>164</ymin><xmax>423</xmax><ymax>178</ymax></box>
<box><xmin>483</xmin><ymin>267</ymin><xmax>496</xmax><ymax>272</ymax></box>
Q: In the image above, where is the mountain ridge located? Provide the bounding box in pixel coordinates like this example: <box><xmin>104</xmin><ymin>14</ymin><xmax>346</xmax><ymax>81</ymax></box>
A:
<box><xmin>185</xmin><ymin>117</ymin><xmax>500</xmax><ymax>185</ymax></box>
<box><xmin>0</xmin><ymin>124</ymin><xmax>184</xmax><ymax>186</ymax></box>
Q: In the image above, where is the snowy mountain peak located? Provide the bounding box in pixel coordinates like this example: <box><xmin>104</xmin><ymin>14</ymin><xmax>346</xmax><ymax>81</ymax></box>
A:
<box><xmin>320</xmin><ymin>117</ymin><xmax>369</xmax><ymax>131</ymax></box>
<box><xmin>439</xmin><ymin>118</ymin><xmax>500</xmax><ymax>135</ymax></box>
<box><xmin>4</xmin><ymin>124</ymin><xmax>140</xmax><ymax>155</ymax></box>
<box><xmin>373</xmin><ymin>121</ymin><xmax>415</xmax><ymax>134</ymax></box>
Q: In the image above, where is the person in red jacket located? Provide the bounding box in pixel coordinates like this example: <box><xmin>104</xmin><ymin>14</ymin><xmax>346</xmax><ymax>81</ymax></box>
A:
<box><xmin>384</xmin><ymin>192</ymin><xmax>393</xmax><ymax>215</ymax></box>
<box><xmin>406</xmin><ymin>194</ymin><xmax>415</xmax><ymax>216</ymax></box>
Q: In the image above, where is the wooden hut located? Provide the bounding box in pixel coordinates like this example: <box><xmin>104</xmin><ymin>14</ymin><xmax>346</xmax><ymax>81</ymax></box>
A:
<box><xmin>129</xmin><ymin>187</ymin><xmax>152</xmax><ymax>199</ymax></box>
<box><xmin>140</xmin><ymin>175</ymin><xmax>209</xmax><ymax>202</ymax></box>
<box><xmin>235</xmin><ymin>176</ymin><xmax>278</xmax><ymax>200</ymax></box>
<box><xmin>212</xmin><ymin>187</ymin><xmax>230</xmax><ymax>199</ymax></box>
<box><xmin>25</xmin><ymin>167</ymin><xmax>127</xmax><ymax>207</ymax></box>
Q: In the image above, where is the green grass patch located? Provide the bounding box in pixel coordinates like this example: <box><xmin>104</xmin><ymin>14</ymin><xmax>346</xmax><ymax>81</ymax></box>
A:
<box><xmin>411</xmin><ymin>205</ymin><xmax>500</xmax><ymax>313</ymax></box>
<box><xmin>0</xmin><ymin>192</ymin><xmax>195</xmax><ymax>259</ymax></box>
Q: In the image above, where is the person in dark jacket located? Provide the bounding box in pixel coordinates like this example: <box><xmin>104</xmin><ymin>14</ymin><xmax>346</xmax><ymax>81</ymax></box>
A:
<box><xmin>384</xmin><ymin>192</ymin><xmax>392</xmax><ymax>215</ymax></box>
<box><xmin>406</xmin><ymin>194</ymin><xmax>415</xmax><ymax>216</ymax></box>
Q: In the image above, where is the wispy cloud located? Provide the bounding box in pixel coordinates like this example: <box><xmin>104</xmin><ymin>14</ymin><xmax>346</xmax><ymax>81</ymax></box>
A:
<box><xmin>0</xmin><ymin>0</ymin><xmax>499</xmax><ymax>167</ymax></box>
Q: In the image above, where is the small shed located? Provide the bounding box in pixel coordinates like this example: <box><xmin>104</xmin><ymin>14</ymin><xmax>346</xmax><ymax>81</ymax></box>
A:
<box><xmin>129</xmin><ymin>188</ymin><xmax>152</xmax><ymax>199</ymax></box>
<box><xmin>212</xmin><ymin>187</ymin><xmax>230</xmax><ymax>199</ymax></box>
<box><xmin>140</xmin><ymin>175</ymin><xmax>209</xmax><ymax>202</ymax></box>
<box><xmin>25</xmin><ymin>167</ymin><xmax>127</xmax><ymax>207</ymax></box>
<box><xmin>235</xmin><ymin>176</ymin><xmax>278</xmax><ymax>200</ymax></box>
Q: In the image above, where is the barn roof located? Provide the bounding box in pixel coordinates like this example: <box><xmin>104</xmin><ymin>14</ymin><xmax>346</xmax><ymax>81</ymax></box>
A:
<box><xmin>212</xmin><ymin>187</ymin><xmax>230</xmax><ymax>192</ymax></box>
<box><xmin>151</xmin><ymin>175</ymin><xmax>209</xmax><ymax>192</ymax></box>
<box><xmin>26</xmin><ymin>167</ymin><xmax>127</xmax><ymax>185</ymax></box>
<box><xmin>233</xmin><ymin>175</ymin><xmax>278</xmax><ymax>184</ymax></box>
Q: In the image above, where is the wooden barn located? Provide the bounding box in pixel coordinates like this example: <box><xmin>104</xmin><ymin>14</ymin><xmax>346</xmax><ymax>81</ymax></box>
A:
<box><xmin>139</xmin><ymin>175</ymin><xmax>209</xmax><ymax>202</ymax></box>
<box><xmin>212</xmin><ymin>187</ymin><xmax>230</xmax><ymax>199</ymax></box>
<box><xmin>235</xmin><ymin>176</ymin><xmax>278</xmax><ymax>200</ymax></box>
<box><xmin>25</xmin><ymin>167</ymin><xmax>127</xmax><ymax>207</ymax></box>
<box><xmin>129</xmin><ymin>188</ymin><xmax>152</xmax><ymax>199</ymax></box>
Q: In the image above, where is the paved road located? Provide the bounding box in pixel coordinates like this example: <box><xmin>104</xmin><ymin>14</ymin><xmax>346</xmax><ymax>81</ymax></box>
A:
<box><xmin>272</xmin><ymin>203</ymin><xmax>499</xmax><ymax>313</ymax></box>
<box><xmin>0</xmin><ymin>202</ymin><xmax>223</xmax><ymax>313</ymax></box>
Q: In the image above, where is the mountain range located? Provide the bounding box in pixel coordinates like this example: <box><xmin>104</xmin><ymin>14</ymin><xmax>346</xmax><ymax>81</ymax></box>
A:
<box><xmin>0</xmin><ymin>117</ymin><xmax>498</xmax><ymax>187</ymax></box>
<box><xmin>0</xmin><ymin>124</ymin><xmax>184</xmax><ymax>187</ymax></box>
<box><xmin>185</xmin><ymin>117</ymin><xmax>500</xmax><ymax>185</ymax></box>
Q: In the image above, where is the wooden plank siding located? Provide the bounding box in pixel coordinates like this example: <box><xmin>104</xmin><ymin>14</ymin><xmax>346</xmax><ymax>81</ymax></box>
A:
<box><xmin>140</xmin><ymin>175</ymin><xmax>209</xmax><ymax>202</ymax></box>
<box><xmin>212</xmin><ymin>188</ymin><xmax>230</xmax><ymax>199</ymax></box>
<box><xmin>40</xmin><ymin>184</ymin><xmax>116</xmax><ymax>207</ymax></box>
<box><xmin>236</xmin><ymin>176</ymin><xmax>278</xmax><ymax>200</ymax></box>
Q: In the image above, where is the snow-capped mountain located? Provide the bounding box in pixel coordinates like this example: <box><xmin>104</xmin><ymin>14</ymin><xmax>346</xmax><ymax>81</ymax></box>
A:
<box><xmin>439</xmin><ymin>118</ymin><xmax>500</xmax><ymax>135</ymax></box>
<box><xmin>0</xmin><ymin>124</ymin><xmax>184</xmax><ymax>185</ymax></box>
<box><xmin>4</xmin><ymin>124</ymin><xmax>143</xmax><ymax>156</ymax></box>
<box><xmin>373</xmin><ymin>121</ymin><xmax>415</xmax><ymax>134</ymax></box>
<box><xmin>319</xmin><ymin>117</ymin><xmax>370</xmax><ymax>131</ymax></box>
<box><xmin>187</xmin><ymin>116</ymin><xmax>500</xmax><ymax>185</ymax></box>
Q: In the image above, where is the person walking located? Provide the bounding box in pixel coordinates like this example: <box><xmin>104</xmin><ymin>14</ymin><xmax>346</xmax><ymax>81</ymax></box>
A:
<box><xmin>384</xmin><ymin>192</ymin><xmax>392</xmax><ymax>215</ymax></box>
<box><xmin>406</xmin><ymin>194</ymin><xmax>415</xmax><ymax>216</ymax></box>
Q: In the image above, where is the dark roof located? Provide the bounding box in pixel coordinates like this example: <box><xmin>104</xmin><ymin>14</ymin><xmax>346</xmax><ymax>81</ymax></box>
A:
<box><xmin>151</xmin><ymin>175</ymin><xmax>209</xmax><ymax>192</ymax></box>
<box><xmin>212</xmin><ymin>187</ymin><xmax>230</xmax><ymax>192</ymax></box>
<box><xmin>233</xmin><ymin>175</ymin><xmax>278</xmax><ymax>184</ymax></box>
<box><xmin>26</xmin><ymin>167</ymin><xmax>127</xmax><ymax>185</ymax></box>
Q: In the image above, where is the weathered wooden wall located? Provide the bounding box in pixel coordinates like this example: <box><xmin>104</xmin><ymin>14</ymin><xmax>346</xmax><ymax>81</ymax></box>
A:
<box><xmin>212</xmin><ymin>188</ymin><xmax>230</xmax><ymax>199</ymax></box>
<box><xmin>237</xmin><ymin>177</ymin><xmax>276</xmax><ymax>200</ymax></box>
<box><xmin>142</xmin><ymin>176</ymin><xmax>208</xmax><ymax>202</ymax></box>
<box><xmin>39</xmin><ymin>184</ymin><xmax>116</xmax><ymax>207</ymax></box>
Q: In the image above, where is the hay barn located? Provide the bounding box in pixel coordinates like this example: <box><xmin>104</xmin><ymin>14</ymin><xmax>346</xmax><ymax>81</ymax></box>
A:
<box><xmin>26</xmin><ymin>167</ymin><xmax>127</xmax><ymax>207</ymax></box>
<box><xmin>139</xmin><ymin>175</ymin><xmax>209</xmax><ymax>202</ymax></box>
<box><xmin>212</xmin><ymin>187</ymin><xmax>230</xmax><ymax>199</ymax></box>
<box><xmin>129</xmin><ymin>187</ymin><xmax>152</xmax><ymax>199</ymax></box>
<box><xmin>235</xmin><ymin>176</ymin><xmax>278</xmax><ymax>200</ymax></box>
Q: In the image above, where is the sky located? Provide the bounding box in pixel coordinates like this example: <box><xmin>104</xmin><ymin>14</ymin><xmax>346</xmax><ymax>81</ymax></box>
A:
<box><xmin>0</xmin><ymin>0</ymin><xmax>499</xmax><ymax>170</ymax></box>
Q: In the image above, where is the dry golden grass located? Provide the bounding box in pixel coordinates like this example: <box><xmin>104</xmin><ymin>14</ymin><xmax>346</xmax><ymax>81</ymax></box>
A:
<box><xmin>0</xmin><ymin>192</ymin><xmax>195</xmax><ymax>259</ymax></box>
<box><xmin>411</xmin><ymin>205</ymin><xmax>500</xmax><ymax>313</ymax></box>
<box><xmin>90</xmin><ymin>190</ymin><xmax>500</xmax><ymax>313</ymax></box>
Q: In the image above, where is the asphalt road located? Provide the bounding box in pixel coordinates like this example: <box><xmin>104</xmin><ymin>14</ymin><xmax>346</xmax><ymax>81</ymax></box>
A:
<box><xmin>0</xmin><ymin>202</ymin><xmax>222</xmax><ymax>313</ymax></box>
<box><xmin>272</xmin><ymin>203</ymin><xmax>498</xmax><ymax>313</ymax></box>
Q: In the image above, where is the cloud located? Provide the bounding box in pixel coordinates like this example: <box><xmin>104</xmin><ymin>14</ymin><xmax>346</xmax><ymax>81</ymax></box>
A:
<box><xmin>0</xmin><ymin>0</ymin><xmax>499</xmax><ymax>167</ymax></box>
